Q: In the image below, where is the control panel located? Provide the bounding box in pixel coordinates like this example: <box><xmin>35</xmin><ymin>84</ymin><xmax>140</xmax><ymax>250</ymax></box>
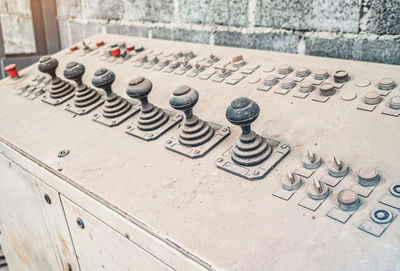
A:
<box><xmin>1</xmin><ymin>33</ymin><xmax>399</xmax><ymax>271</ymax></box>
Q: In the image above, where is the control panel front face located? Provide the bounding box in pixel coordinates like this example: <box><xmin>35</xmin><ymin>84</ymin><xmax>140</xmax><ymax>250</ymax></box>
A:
<box><xmin>1</xmin><ymin>33</ymin><xmax>399</xmax><ymax>271</ymax></box>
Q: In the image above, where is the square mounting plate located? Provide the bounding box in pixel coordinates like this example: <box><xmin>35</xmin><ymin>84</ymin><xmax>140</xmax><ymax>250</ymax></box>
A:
<box><xmin>125</xmin><ymin>109</ymin><xmax>183</xmax><ymax>141</ymax></box>
<box><xmin>41</xmin><ymin>91</ymin><xmax>75</xmax><ymax>106</ymax></box>
<box><xmin>92</xmin><ymin>102</ymin><xmax>141</xmax><ymax>127</ymax></box>
<box><xmin>165</xmin><ymin>123</ymin><xmax>230</xmax><ymax>159</ymax></box>
<box><xmin>215</xmin><ymin>138</ymin><xmax>290</xmax><ymax>181</ymax></box>
<box><xmin>65</xmin><ymin>96</ymin><xmax>105</xmax><ymax>115</ymax></box>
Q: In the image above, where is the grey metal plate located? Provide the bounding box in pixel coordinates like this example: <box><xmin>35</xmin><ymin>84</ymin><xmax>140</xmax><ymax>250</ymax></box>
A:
<box><xmin>256</xmin><ymin>85</ymin><xmax>272</xmax><ymax>92</ymax></box>
<box><xmin>357</xmin><ymin>102</ymin><xmax>378</xmax><ymax>112</ymax></box>
<box><xmin>352</xmin><ymin>178</ymin><xmax>380</xmax><ymax>198</ymax></box>
<box><xmin>165</xmin><ymin>123</ymin><xmax>230</xmax><ymax>159</ymax></box>
<box><xmin>92</xmin><ymin>103</ymin><xmax>140</xmax><ymax>127</ymax></box>
<box><xmin>326</xmin><ymin>201</ymin><xmax>362</xmax><ymax>224</ymax></box>
<box><xmin>298</xmin><ymin>190</ymin><xmax>331</xmax><ymax>211</ymax></box>
<box><xmin>320</xmin><ymin>174</ymin><xmax>346</xmax><ymax>187</ymax></box>
<box><xmin>294</xmin><ymin>165</ymin><xmax>320</xmax><ymax>178</ymax></box>
<box><xmin>382</xmin><ymin>107</ymin><xmax>400</xmax><ymax>117</ymax></box>
<box><xmin>379</xmin><ymin>194</ymin><xmax>400</xmax><ymax>209</ymax></box>
<box><xmin>293</xmin><ymin>90</ymin><xmax>312</xmax><ymax>99</ymax></box>
<box><xmin>312</xmin><ymin>95</ymin><xmax>331</xmax><ymax>103</ymax></box>
<box><xmin>42</xmin><ymin>92</ymin><xmax>75</xmax><ymax>106</ymax></box>
<box><xmin>274</xmin><ymin>88</ymin><xmax>292</xmax><ymax>95</ymax></box>
<box><xmin>65</xmin><ymin>97</ymin><xmax>105</xmax><ymax>115</ymax></box>
<box><xmin>216</xmin><ymin>139</ymin><xmax>290</xmax><ymax>181</ymax></box>
<box><xmin>359</xmin><ymin>209</ymin><xmax>397</xmax><ymax>237</ymax></box>
<box><xmin>126</xmin><ymin>110</ymin><xmax>183</xmax><ymax>141</ymax></box>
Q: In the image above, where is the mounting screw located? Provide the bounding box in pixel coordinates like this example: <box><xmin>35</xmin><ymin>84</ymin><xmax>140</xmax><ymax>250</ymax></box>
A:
<box><xmin>217</xmin><ymin>158</ymin><xmax>223</xmax><ymax>162</ymax></box>
<box><xmin>58</xmin><ymin>149</ymin><xmax>70</xmax><ymax>158</ymax></box>
<box><xmin>76</xmin><ymin>217</ymin><xmax>85</xmax><ymax>229</ymax></box>
<box><xmin>281</xmin><ymin>144</ymin><xmax>287</xmax><ymax>149</ymax></box>
<box><xmin>166</xmin><ymin>140</ymin><xmax>172</xmax><ymax>144</ymax></box>
<box><xmin>194</xmin><ymin>149</ymin><xmax>200</xmax><ymax>154</ymax></box>
<box><xmin>253</xmin><ymin>170</ymin><xmax>260</xmax><ymax>175</ymax></box>
<box><xmin>44</xmin><ymin>194</ymin><xmax>52</xmax><ymax>204</ymax></box>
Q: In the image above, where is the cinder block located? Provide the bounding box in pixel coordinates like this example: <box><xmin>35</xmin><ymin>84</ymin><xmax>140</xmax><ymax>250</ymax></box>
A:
<box><xmin>361</xmin><ymin>38</ymin><xmax>400</xmax><ymax>65</ymax></box>
<box><xmin>367</xmin><ymin>0</ymin><xmax>400</xmax><ymax>35</ymax></box>
<box><xmin>214</xmin><ymin>31</ymin><xmax>300</xmax><ymax>53</ymax></box>
<box><xmin>179</xmin><ymin>0</ymin><xmax>248</xmax><ymax>27</ymax></box>
<box><xmin>58</xmin><ymin>19</ymin><xmax>70</xmax><ymax>49</ymax></box>
<box><xmin>255</xmin><ymin>0</ymin><xmax>360</xmax><ymax>33</ymax></box>
<box><xmin>106</xmin><ymin>24</ymin><xmax>149</xmax><ymax>38</ymax></box>
<box><xmin>152</xmin><ymin>27</ymin><xmax>210</xmax><ymax>44</ymax></box>
<box><xmin>82</xmin><ymin>0</ymin><xmax>123</xmax><ymax>20</ymax></box>
<box><xmin>56</xmin><ymin>0</ymin><xmax>81</xmax><ymax>19</ymax></box>
<box><xmin>70</xmin><ymin>21</ymin><xmax>102</xmax><ymax>44</ymax></box>
<box><xmin>304</xmin><ymin>35</ymin><xmax>357</xmax><ymax>60</ymax></box>
<box><xmin>1</xmin><ymin>15</ymin><xmax>35</xmax><ymax>54</ymax></box>
<box><xmin>5</xmin><ymin>0</ymin><xmax>30</xmax><ymax>15</ymax></box>
<box><xmin>123</xmin><ymin>0</ymin><xmax>174</xmax><ymax>23</ymax></box>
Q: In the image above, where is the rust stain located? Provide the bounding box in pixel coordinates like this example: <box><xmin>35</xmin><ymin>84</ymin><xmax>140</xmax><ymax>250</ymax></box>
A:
<box><xmin>10</xmin><ymin>233</ymin><xmax>34</xmax><ymax>269</ymax></box>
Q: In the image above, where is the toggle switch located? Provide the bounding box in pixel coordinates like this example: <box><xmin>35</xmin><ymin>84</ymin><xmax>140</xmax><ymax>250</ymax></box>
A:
<box><xmin>207</xmin><ymin>53</ymin><xmax>219</xmax><ymax>63</ymax></box>
<box><xmin>39</xmin><ymin>56</ymin><xmax>75</xmax><ymax>105</ymax></box>
<box><xmin>281</xmin><ymin>170</ymin><xmax>302</xmax><ymax>191</ymax></box>
<box><xmin>328</xmin><ymin>156</ymin><xmax>349</xmax><ymax>178</ymax></box>
<box><xmin>302</xmin><ymin>149</ymin><xmax>322</xmax><ymax>169</ymax></box>
<box><xmin>308</xmin><ymin>177</ymin><xmax>330</xmax><ymax>200</ymax></box>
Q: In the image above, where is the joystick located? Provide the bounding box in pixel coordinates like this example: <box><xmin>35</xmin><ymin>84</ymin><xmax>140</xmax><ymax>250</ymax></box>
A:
<box><xmin>63</xmin><ymin>61</ymin><xmax>104</xmax><ymax>115</ymax></box>
<box><xmin>165</xmin><ymin>85</ymin><xmax>230</xmax><ymax>158</ymax></box>
<box><xmin>39</xmin><ymin>56</ymin><xmax>75</xmax><ymax>105</ymax></box>
<box><xmin>91</xmin><ymin>68</ymin><xmax>140</xmax><ymax>126</ymax></box>
<box><xmin>216</xmin><ymin>97</ymin><xmax>290</xmax><ymax>180</ymax></box>
<box><xmin>125</xmin><ymin>76</ymin><xmax>182</xmax><ymax>141</ymax></box>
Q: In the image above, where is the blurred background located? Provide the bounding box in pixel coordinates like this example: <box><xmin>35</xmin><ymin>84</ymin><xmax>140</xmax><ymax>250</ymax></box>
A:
<box><xmin>0</xmin><ymin>0</ymin><xmax>399</xmax><ymax>79</ymax></box>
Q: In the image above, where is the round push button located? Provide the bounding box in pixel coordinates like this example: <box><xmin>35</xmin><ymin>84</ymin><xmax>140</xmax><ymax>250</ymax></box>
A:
<box><xmin>337</xmin><ymin>189</ymin><xmax>360</xmax><ymax>211</ymax></box>
<box><xmin>357</xmin><ymin>167</ymin><xmax>380</xmax><ymax>186</ymax></box>
<box><xmin>333</xmin><ymin>70</ymin><xmax>349</xmax><ymax>83</ymax></box>
<box><xmin>378</xmin><ymin>78</ymin><xmax>396</xmax><ymax>90</ymax></box>
<box><xmin>319</xmin><ymin>83</ymin><xmax>336</xmax><ymax>96</ymax></box>
<box><xmin>279</xmin><ymin>64</ymin><xmax>292</xmax><ymax>75</ymax></box>
<box><xmin>314</xmin><ymin>69</ymin><xmax>329</xmax><ymax>80</ymax></box>
<box><xmin>364</xmin><ymin>91</ymin><xmax>382</xmax><ymax>105</ymax></box>
<box><xmin>389</xmin><ymin>96</ymin><xmax>400</xmax><ymax>109</ymax></box>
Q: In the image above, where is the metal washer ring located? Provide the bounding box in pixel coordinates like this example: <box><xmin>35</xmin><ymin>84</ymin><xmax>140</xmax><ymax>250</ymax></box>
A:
<box><xmin>370</xmin><ymin>207</ymin><xmax>393</xmax><ymax>224</ymax></box>
<box><xmin>389</xmin><ymin>184</ymin><xmax>400</xmax><ymax>198</ymax></box>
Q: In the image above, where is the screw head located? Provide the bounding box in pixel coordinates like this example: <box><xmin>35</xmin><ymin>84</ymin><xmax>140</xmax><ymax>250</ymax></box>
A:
<box><xmin>217</xmin><ymin>158</ymin><xmax>223</xmax><ymax>162</ymax></box>
<box><xmin>44</xmin><ymin>194</ymin><xmax>52</xmax><ymax>204</ymax></box>
<box><xmin>76</xmin><ymin>217</ymin><xmax>85</xmax><ymax>229</ymax></box>
<box><xmin>58</xmin><ymin>149</ymin><xmax>70</xmax><ymax>158</ymax></box>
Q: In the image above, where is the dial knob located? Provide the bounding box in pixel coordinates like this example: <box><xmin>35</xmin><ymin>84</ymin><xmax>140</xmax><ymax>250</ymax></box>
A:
<box><xmin>63</xmin><ymin>61</ymin><xmax>85</xmax><ymax>87</ymax></box>
<box><xmin>38</xmin><ymin>56</ymin><xmax>59</xmax><ymax>80</ymax></box>
<box><xmin>126</xmin><ymin>76</ymin><xmax>153</xmax><ymax>106</ymax></box>
<box><xmin>169</xmin><ymin>85</ymin><xmax>198</xmax><ymax>118</ymax></box>
<box><xmin>226</xmin><ymin>97</ymin><xmax>260</xmax><ymax>135</ymax></box>
<box><xmin>91</xmin><ymin>68</ymin><xmax>115</xmax><ymax>96</ymax></box>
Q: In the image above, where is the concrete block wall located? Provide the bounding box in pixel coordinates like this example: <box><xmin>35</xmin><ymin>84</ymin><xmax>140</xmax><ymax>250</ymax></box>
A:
<box><xmin>1</xmin><ymin>0</ymin><xmax>399</xmax><ymax>65</ymax></box>
<box><xmin>0</xmin><ymin>0</ymin><xmax>35</xmax><ymax>54</ymax></box>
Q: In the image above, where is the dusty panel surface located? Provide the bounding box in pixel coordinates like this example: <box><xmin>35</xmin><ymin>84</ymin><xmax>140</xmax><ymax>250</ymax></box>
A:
<box><xmin>0</xmin><ymin>34</ymin><xmax>400</xmax><ymax>270</ymax></box>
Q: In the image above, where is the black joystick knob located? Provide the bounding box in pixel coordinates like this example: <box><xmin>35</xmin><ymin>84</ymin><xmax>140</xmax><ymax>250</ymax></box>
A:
<box><xmin>126</xmin><ymin>76</ymin><xmax>169</xmax><ymax>131</ymax></box>
<box><xmin>92</xmin><ymin>68</ymin><xmax>115</xmax><ymax>97</ymax></box>
<box><xmin>126</xmin><ymin>76</ymin><xmax>153</xmax><ymax>107</ymax></box>
<box><xmin>64</xmin><ymin>61</ymin><xmax>85</xmax><ymax>87</ymax></box>
<box><xmin>226</xmin><ymin>97</ymin><xmax>260</xmax><ymax>135</ymax></box>
<box><xmin>169</xmin><ymin>85</ymin><xmax>214</xmax><ymax>147</ymax></box>
<box><xmin>225</xmin><ymin>97</ymin><xmax>271</xmax><ymax>167</ymax></box>
<box><xmin>38</xmin><ymin>56</ymin><xmax>59</xmax><ymax>80</ymax></box>
<box><xmin>169</xmin><ymin>85</ymin><xmax>198</xmax><ymax>119</ymax></box>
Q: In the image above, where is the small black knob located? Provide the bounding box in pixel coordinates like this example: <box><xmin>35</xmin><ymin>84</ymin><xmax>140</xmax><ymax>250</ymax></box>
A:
<box><xmin>226</xmin><ymin>97</ymin><xmax>260</xmax><ymax>135</ymax></box>
<box><xmin>169</xmin><ymin>85</ymin><xmax>198</xmax><ymax>119</ymax></box>
<box><xmin>38</xmin><ymin>56</ymin><xmax>59</xmax><ymax>80</ymax></box>
<box><xmin>92</xmin><ymin>68</ymin><xmax>115</xmax><ymax>97</ymax></box>
<box><xmin>126</xmin><ymin>76</ymin><xmax>153</xmax><ymax>106</ymax></box>
<box><xmin>64</xmin><ymin>61</ymin><xmax>85</xmax><ymax>87</ymax></box>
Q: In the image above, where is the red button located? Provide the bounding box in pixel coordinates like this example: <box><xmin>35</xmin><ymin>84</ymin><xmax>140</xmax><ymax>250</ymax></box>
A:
<box><xmin>127</xmin><ymin>45</ymin><xmax>135</xmax><ymax>51</ymax></box>
<box><xmin>96</xmin><ymin>41</ymin><xmax>104</xmax><ymax>47</ymax></box>
<box><xmin>70</xmin><ymin>45</ymin><xmax>78</xmax><ymax>52</ymax></box>
<box><xmin>111</xmin><ymin>48</ymin><xmax>120</xmax><ymax>57</ymax></box>
<box><xmin>4</xmin><ymin>64</ymin><xmax>19</xmax><ymax>78</ymax></box>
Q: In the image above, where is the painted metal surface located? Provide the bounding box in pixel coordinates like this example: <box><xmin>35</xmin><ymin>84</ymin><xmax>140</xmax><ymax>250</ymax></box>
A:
<box><xmin>0</xmin><ymin>34</ymin><xmax>399</xmax><ymax>270</ymax></box>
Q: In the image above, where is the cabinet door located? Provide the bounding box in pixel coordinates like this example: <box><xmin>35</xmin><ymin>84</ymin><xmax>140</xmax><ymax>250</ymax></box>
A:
<box><xmin>0</xmin><ymin>154</ymin><xmax>61</xmax><ymax>271</ymax></box>
<box><xmin>36</xmin><ymin>181</ymin><xmax>80</xmax><ymax>271</ymax></box>
<box><xmin>61</xmin><ymin>196</ymin><xmax>173</xmax><ymax>271</ymax></box>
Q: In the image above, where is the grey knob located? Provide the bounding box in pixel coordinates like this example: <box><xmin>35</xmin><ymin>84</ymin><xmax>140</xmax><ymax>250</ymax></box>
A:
<box><xmin>64</xmin><ymin>61</ymin><xmax>85</xmax><ymax>87</ymax></box>
<box><xmin>38</xmin><ymin>56</ymin><xmax>59</xmax><ymax>80</ymax></box>
<box><xmin>226</xmin><ymin>97</ymin><xmax>260</xmax><ymax>135</ymax></box>
<box><xmin>169</xmin><ymin>85</ymin><xmax>198</xmax><ymax>119</ymax></box>
<box><xmin>92</xmin><ymin>68</ymin><xmax>115</xmax><ymax>97</ymax></box>
<box><xmin>126</xmin><ymin>76</ymin><xmax>153</xmax><ymax>106</ymax></box>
